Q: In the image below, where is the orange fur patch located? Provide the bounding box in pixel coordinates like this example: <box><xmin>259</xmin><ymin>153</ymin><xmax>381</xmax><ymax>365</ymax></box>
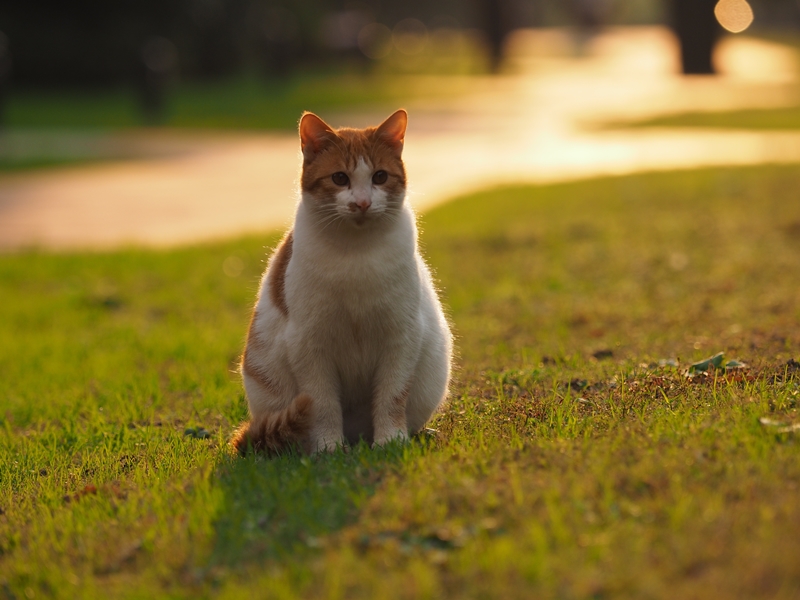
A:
<box><xmin>242</xmin><ymin>351</ymin><xmax>281</xmax><ymax>396</ymax></box>
<box><xmin>231</xmin><ymin>394</ymin><xmax>313</xmax><ymax>456</ymax></box>
<box><xmin>245</xmin><ymin>307</ymin><xmax>265</xmax><ymax>352</ymax></box>
<box><xmin>268</xmin><ymin>231</ymin><xmax>293</xmax><ymax>317</ymax></box>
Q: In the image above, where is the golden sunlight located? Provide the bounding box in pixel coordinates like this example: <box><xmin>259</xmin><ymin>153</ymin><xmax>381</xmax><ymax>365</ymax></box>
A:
<box><xmin>714</xmin><ymin>0</ymin><xmax>755</xmax><ymax>33</ymax></box>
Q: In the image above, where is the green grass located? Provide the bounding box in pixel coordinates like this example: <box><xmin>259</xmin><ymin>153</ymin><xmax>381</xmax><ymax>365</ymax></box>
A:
<box><xmin>4</xmin><ymin>26</ymin><xmax>488</xmax><ymax>135</ymax></box>
<box><xmin>2</xmin><ymin>165</ymin><xmax>800</xmax><ymax>598</ymax></box>
<box><xmin>4</xmin><ymin>74</ymin><xmax>457</xmax><ymax>131</ymax></box>
<box><xmin>0</xmin><ymin>157</ymin><xmax>110</xmax><ymax>172</ymax></box>
<box><xmin>3</xmin><ymin>28</ymin><xmax>486</xmax><ymax>133</ymax></box>
<box><xmin>0</xmin><ymin>73</ymin><xmax>471</xmax><ymax>172</ymax></box>
<box><xmin>613</xmin><ymin>105</ymin><xmax>800</xmax><ymax>130</ymax></box>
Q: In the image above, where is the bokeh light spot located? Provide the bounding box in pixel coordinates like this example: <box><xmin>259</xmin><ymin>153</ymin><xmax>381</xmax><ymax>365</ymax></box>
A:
<box><xmin>358</xmin><ymin>23</ymin><xmax>393</xmax><ymax>59</ymax></box>
<box><xmin>392</xmin><ymin>18</ymin><xmax>428</xmax><ymax>56</ymax></box>
<box><xmin>223</xmin><ymin>255</ymin><xmax>244</xmax><ymax>278</ymax></box>
<box><xmin>714</xmin><ymin>0</ymin><xmax>754</xmax><ymax>33</ymax></box>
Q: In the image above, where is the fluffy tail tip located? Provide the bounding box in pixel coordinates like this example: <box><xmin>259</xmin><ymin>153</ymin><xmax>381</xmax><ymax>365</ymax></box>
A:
<box><xmin>230</xmin><ymin>394</ymin><xmax>313</xmax><ymax>456</ymax></box>
<box><xmin>230</xmin><ymin>422</ymin><xmax>253</xmax><ymax>456</ymax></box>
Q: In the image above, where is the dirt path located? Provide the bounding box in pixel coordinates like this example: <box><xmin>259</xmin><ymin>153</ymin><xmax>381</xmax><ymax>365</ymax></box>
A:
<box><xmin>1</xmin><ymin>26</ymin><xmax>799</xmax><ymax>251</ymax></box>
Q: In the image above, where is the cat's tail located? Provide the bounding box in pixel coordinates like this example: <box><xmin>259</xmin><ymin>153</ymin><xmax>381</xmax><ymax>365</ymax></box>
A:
<box><xmin>231</xmin><ymin>394</ymin><xmax>313</xmax><ymax>456</ymax></box>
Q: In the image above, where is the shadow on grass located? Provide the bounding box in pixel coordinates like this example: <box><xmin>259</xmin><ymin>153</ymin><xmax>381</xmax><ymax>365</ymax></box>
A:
<box><xmin>207</xmin><ymin>440</ymin><xmax>414</xmax><ymax>569</ymax></box>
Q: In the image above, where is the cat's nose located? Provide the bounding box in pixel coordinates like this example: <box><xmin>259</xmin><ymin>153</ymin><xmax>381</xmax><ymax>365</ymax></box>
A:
<box><xmin>348</xmin><ymin>199</ymin><xmax>372</xmax><ymax>213</ymax></box>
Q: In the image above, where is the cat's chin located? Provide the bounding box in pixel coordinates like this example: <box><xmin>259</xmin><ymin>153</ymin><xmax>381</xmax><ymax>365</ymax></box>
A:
<box><xmin>346</xmin><ymin>213</ymin><xmax>380</xmax><ymax>228</ymax></box>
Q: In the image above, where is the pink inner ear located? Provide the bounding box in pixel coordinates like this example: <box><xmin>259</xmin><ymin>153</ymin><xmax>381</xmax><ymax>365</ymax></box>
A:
<box><xmin>377</xmin><ymin>109</ymin><xmax>408</xmax><ymax>148</ymax></box>
<box><xmin>300</xmin><ymin>112</ymin><xmax>334</xmax><ymax>153</ymax></box>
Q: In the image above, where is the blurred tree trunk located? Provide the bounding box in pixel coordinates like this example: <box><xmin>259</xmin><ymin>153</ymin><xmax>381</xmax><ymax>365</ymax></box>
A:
<box><xmin>477</xmin><ymin>0</ymin><xmax>507</xmax><ymax>73</ymax></box>
<box><xmin>0</xmin><ymin>32</ymin><xmax>10</xmax><ymax>128</ymax></box>
<box><xmin>671</xmin><ymin>0</ymin><xmax>721</xmax><ymax>74</ymax></box>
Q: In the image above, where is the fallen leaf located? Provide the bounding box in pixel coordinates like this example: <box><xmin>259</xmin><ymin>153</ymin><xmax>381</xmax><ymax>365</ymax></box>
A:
<box><xmin>63</xmin><ymin>484</ymin><xmax>99</xmax><ymax>504</ymax></box>
<box><xmin>725</xmin><ymin>360</ymin><xmax>746</xmax><ymax>370</ymax></box>
<box><xmin>688</xmin><ymin>352</ymin><xmax>725</xmax><ymax>374</ymax></box>
<box><xmin>759</xmin><ymin>417</ymin><xmax>800</xmax><ymax>434</ymax></box>
<box><xmin>184</xmin><ymin>427</ymin><xmax>212</xmax><ymax>439</ymax></box>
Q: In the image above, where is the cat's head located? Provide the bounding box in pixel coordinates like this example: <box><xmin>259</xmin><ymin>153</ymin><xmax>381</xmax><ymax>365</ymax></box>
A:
<box><xmin>298</xmin><ymin>110</ymin><xmax>407</xmax><ymax>228</ymax></box>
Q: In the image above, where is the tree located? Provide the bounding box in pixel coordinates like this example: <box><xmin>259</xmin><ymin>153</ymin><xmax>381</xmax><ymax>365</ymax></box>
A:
<box><xmin>670</xmin><ymin>0</ymin><xmax>722</xmax><ymax>74</ymax></box>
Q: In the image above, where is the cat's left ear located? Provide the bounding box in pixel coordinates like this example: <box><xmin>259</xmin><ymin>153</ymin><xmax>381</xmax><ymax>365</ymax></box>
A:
<box><xmin>299</xmin><ymin>112</ymin><xmax>336</xmax><ymax>160</ymax></box>
<box><xmin>376</xmin><ymin>109</ymin><xmax>407</xmax><ymax>155</ymax></box>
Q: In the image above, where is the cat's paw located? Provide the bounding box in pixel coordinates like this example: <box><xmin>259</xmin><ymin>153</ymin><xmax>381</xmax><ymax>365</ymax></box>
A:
<box><xmin>312</xmin><ymin>436</ymin><xmax>346</xmax><ymax>454</ymax></box>
<box><xmin>372</xmin><ymin>428</ymin><xmax>409</xmax><ymax>448</ymax></box>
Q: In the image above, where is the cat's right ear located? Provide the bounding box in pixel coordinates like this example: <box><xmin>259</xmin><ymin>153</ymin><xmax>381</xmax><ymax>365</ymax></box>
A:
<box><xmin>376</xmin><ymin>109</ymin><xmax>407</xmax><ymax>155</ymax></box>
<box><xmin>299</xmin><ymin>112</ymin><xmax>335</xmax><ymax>160</ymax></box>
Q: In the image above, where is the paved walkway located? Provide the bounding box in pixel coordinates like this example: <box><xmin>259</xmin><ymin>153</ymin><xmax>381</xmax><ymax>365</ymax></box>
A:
<box><xmin>1</xmin><ymin>26</ymin><xmax>799</xmax><ymax>251</ymax></box>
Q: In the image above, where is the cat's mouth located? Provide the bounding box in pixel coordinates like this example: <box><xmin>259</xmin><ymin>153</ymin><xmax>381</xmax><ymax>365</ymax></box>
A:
<box><xmin>340</xmin><ymin>207</ymin><xmax>385</xmax><ymax>227</ymax></box>
<box><xmin>348</xmin><ymin>212</ymin><xmax>378</xmax><ymax>227</ymax></box>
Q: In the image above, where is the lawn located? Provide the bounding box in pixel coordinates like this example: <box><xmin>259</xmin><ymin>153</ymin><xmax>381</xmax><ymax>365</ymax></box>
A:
<box><xmin>1</xmin><ymin>165</ymin><xmax>799</xmax><ymax>598</ymax></box>
<box><xmin>1</xmin><ymin>76</ymin><xmax>364</xmax><ymax>172</ymax></box>
<box><xmin>616</xmin><ymin>104</ymin><xmax>800</xmax><ymax>130</ymax></box>
<box><xmin>4</xmin><ymin>73</ymin><xmax>468</xmax><ymax>132</ymax></box>
<box><xmin>2</xmin><ymin>27</ymin><xmax>485</xmax><ymax>138</ymax></box>
<box><xmin>0</xmin><ymin>71</ymin><xmax>471</xmax><ymax>172</ymax></box>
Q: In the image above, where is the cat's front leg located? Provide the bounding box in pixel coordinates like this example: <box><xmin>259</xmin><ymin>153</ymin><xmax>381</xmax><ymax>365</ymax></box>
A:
<box><xmin>290</xmin><ymin>352</ymin><xmax>346</xmax><ymax>452</ymax></box>
<box><xmin>309</xmin><ymin>391</ymin><xmax>346</xmax><ymax>452</ymax></box>
<box><xmin>372</xmin><ymin>385</ymin><xmax>410</xmax><ymax>447</ymax></box>
<box><xmin>371</xmin><ymin>356</ymin><xmax>416</xmax><ymax>447</ymax></box>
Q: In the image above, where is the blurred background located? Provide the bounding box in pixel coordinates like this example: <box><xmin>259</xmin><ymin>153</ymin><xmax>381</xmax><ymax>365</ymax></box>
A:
<box><xmin>0</xmin><ymin>0</ymin><xmax>799</xmax><ymax>248</ymax></box>
<box><xmin>1</xmin><ymin>0</ymin><xmax>798</xmax><ymax>128</ymax></box>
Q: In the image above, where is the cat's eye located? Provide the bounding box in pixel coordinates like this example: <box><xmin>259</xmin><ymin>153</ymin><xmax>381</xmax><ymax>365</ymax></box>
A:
<box><xmin>331</xmin><ymin>172</ymin><xmax>349</xmax><ymax>186</ymax></box>
<box><xmin>372</xmin><ymin>170</ymin><xmax>388</xmax><ymax>185</ymax></box>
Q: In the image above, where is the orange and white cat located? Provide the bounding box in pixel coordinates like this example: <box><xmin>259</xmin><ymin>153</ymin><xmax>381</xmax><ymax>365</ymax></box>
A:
<box><xmin>232</xmin><ymin>109</ymin><xmax>452</xmax><ymax>454</ymax></box>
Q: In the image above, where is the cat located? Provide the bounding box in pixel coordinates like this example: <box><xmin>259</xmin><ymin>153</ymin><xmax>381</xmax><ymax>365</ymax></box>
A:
<box><xmin>231</xmin><ymin>109</ymin><xmax>452</xmax><ymax>454</ymax></box>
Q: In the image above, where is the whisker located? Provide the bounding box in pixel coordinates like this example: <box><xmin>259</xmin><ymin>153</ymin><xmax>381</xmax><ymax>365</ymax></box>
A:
<box><xmin>313</xmin><ymin>209</ymin><xmax>343</xmax><ymax>233</ymax></box>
